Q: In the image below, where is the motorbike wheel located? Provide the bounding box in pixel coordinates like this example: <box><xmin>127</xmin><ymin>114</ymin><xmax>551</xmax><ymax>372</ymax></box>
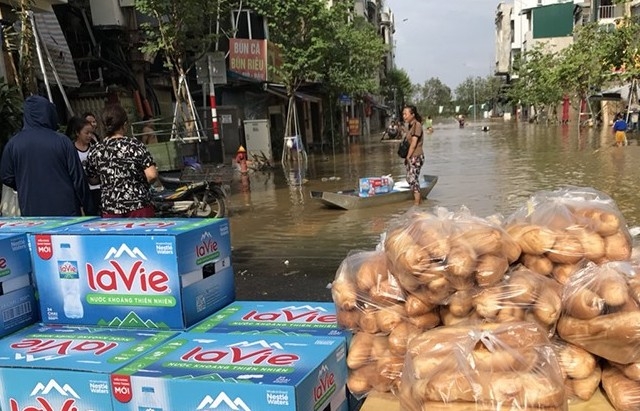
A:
<box><xmin>194</xmin><ymin>188</ymin><xmax>227</xmax><ymax>218</ymax></box>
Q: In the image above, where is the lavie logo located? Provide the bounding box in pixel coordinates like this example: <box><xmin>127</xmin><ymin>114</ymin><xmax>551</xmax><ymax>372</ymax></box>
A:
<box><xmin>242</xmin><ymin>305</ymin><xmax>336</xmax><ymax>323</ymax></box>
<box><xmin>104</xmin><ymin>244</ymin><xmax>147</xmax><ymax>260</ymax></box>
<box><xmin>9</xmin><ymin>398</ymin><xmax>77</xmax><ymax>411</ymax></box>
<box><xmin>30</xmin><ymin>379</ymin><xmax>80</xmax><ymax>398</ymax></box>
<box><xmin>196</xmin><ymin>392</ymin><xmax>251</xmax><ymax>411</ymax></box>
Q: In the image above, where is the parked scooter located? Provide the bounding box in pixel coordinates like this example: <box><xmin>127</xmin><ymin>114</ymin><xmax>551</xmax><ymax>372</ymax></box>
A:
<box><xmin>151</xmin><ymin>174</ymin><xmax>227</xmax><ymax>218</ymax></box>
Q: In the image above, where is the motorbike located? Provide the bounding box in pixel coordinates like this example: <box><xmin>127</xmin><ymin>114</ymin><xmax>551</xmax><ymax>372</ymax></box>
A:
<box><xmin>151</xmin><ymin>174</ymin><xmax>227</xmax><ymax>218</ymax></box>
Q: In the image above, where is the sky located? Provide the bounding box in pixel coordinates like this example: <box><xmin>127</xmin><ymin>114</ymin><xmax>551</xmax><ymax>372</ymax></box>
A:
<box><xmin>385</xmin><ymin>0</ymin><xmax>499</xmax><ymax>90</ymax></box>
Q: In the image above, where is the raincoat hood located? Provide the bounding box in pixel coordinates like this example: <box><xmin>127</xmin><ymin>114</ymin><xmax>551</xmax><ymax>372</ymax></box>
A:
<box><xmin>22</xmin><ymin>95</ymin><xmax>58</xmax><ymax>130</ymax></box>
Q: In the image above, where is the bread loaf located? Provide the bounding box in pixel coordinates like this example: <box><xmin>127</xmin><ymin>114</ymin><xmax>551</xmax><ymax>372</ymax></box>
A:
<box><xmin>602</xmin><ymin>364</ymin><xmax>640</xmax><ymax>411</ymax></box>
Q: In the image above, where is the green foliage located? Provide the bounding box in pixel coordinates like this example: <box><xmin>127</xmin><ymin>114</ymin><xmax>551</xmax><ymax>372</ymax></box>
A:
<box><xmin>509</xmin><ymin>44</ymin><xmax>564</xmax><ymax>112</ymax></box>
<box><xmin>414</xmin><ymin>77</ymin><xmax>452</xmax><ymax>116</ymax></box>
<box><xmin>247</xmin><ymin>0</ymin><xmax>333</xmax><ymax>93</ymax></box>
<box><xmin>454</xmin><ymin>75</ymin><xmax>505</xmax><ymax>116</ymax></box>
<box><xmin>135</xmin><ymin>0</ymin><xmax>231</xmax><ymax>72</ymax></box>
<box><xmin>381</xmin><ymin>68</ymin><xmax>413</xmax><ymax>115</ymax></box>
<box><xmin>248</xmin><ymin>0</ymin><xmax>385</xmax><ymax>96</ymax></box>
<box><xmin>0</xmin><ymin>77</ymin><xmax>23</xmax><ymax>150</ymax></box>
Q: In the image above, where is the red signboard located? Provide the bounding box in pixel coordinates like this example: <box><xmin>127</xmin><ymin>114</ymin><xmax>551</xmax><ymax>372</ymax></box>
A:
<box><xmin>229</xmin><ymin>38</ymin><xmax>268</xmax><ymax>81</ymax></box>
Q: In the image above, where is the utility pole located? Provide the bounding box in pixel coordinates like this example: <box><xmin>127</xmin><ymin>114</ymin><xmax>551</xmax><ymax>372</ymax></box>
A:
<box><xmin>392</xmin><ymin>87</ymin><xmax>397</xmax><ymax>118</ymax></box>
<box><xmin>473</xmin><ymin>77</ymin><xmax>477</xmax><ymax>123</ymax></box>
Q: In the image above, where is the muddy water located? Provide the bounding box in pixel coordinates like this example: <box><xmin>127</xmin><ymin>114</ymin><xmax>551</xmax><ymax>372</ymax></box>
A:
<box><xmin>227</xmin><ymin>122</ymin><xmax>640</xmax><ymax>302</ymax></box>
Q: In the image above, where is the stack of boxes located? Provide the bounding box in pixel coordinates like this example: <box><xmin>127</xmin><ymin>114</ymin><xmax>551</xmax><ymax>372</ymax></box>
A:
<box><xmin>0</xmin><ymin>217</ymin><xmax>350</xmax><ymax>411</ymax></box>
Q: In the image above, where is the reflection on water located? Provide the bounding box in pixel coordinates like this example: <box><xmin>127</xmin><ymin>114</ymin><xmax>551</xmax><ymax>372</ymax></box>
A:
<box><xmin>229</xmin><ymin>122</ymin><xmax>640</xmax><ymax>301</ymax></box>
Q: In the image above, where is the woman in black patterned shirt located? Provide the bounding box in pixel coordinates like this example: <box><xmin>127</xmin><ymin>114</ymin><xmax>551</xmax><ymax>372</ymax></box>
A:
<box><xmin>86</xmin><ymin>104</ymin><xmax>158</xmax><ymax>217</ymax></box>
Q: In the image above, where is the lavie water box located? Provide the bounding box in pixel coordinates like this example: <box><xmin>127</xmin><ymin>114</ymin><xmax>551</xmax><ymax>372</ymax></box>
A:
<box><xmin>0</xmin><ymin>233</ymin><xmax>38</xmax><ymax>337</ymax></box>
<box><xmin>29</xmin><ymin>218</ymin><xmax>234</xmax><ymax>329</ymax></box>
<box><xmin>0</xmin><ymin>216</ymin><xmax>98</xmax><ymax>234</ymax></box>
<box><xmin>190</xmin><ymin>301</ymin><xmax>350</xmax><ymax>340</ymax></box>
<box><xmin>0</xmin><ymin>324</ymin><xmax>176</xmax><ymax>411</ymax></box>
<box><xmin>111</xmin><ymin>333</ymin><xmax>348</xmax><ymax>411</ymax></box>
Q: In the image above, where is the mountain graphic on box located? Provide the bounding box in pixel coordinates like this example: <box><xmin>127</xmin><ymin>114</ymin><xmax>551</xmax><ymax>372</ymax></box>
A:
<box><xmin>97</xmin><ymin>311</ymin><xmax>169</xmax><ymax>329</ymax></box>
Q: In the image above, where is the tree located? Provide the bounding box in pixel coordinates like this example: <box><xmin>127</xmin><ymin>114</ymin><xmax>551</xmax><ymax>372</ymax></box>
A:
<box><xmin>381</xmin><ymin>68</ymin><xmax>413</xmax><ymax>117</ymax></box>
<box><xmin>509</xmin><ymin>44</ymin><xmax>563</xmax><ymax>121</ymax></box>
<box><xmin>135</xmin><ymin>0</ymin><xmax>232</xmax><ymax>127</ymax></box>
<box><xmin>322</xmin><ymin>8</ymin><xmax>387</xmax><ymax>97</ymax></box>
<box><xmin>415</xmin><ymin>77</ymin><xmax>452</xmax><ymax>117</ymax></box>
<box><xmin>246</xmin><ymin>0</ymin><xmax>332</xmax><ymax>96</ymax></box>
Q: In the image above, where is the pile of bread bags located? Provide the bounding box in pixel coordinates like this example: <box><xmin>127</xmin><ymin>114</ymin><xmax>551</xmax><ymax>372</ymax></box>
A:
<box><xmin>332</xmin><ymin>187</ymin><xmax>640</xmax><ymax>411</ymax></box>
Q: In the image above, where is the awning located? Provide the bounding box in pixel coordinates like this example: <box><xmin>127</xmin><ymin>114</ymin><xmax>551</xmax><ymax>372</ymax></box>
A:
<box><xmin>33</xmin><ymin>11</ymin><xmax>80</xmax><ymax>88</ymax></box>
<box><xmin>264</xmin><ymin>84</ymin><xmax>322</xmax><ymax>103</ymax></box>
<box><xmin>600</xmin><ymin>84</ymin><xmax>631</xmax><ymax>101</ymax></box>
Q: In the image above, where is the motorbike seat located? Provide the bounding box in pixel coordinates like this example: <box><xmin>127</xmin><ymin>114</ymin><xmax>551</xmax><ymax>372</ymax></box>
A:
<box><xmin>159</xmin><ymin>174</ymin><xmax>182</xmax><ymax>185</ymax></box>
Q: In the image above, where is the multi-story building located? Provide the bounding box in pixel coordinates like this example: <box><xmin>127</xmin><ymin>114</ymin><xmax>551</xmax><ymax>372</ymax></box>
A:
<box><xmin>495</xmin><ymin>0</ymin><xmax>579</xmax><ymax>80</ymax></box>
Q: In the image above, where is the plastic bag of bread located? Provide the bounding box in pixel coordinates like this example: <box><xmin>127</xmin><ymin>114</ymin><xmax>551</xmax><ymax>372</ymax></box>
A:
<box><xmin>396</xmin><ymin>321</ymin><xmax>567</xmax><ymax>411</ymax></box>
<box><xmin>332</xmin><ymin>250</ymin><xmax>411</xmax><ymax>334</ymax></box>
<box><xmin>601</xmin><ymin>364</ymin><xmax>640</xmax><ymax>411</ymax></box>
<box><xmin>557</xmin><ymin>262</ymin><xmax>640</xmax><ymax>364</ymax></box>
<box><xmin>346</xmin><ymin>331</ymin><xmax>405</xmax><ymax>397</ymax></box>
<box><xmin>464</xmin><ymin>265</ymin><xmax>563</xmax><ymax>336</ymax></box>
<box><xmin>504</xmin><ymin>187</ymin><xmax>632</xmax><ymax>282</ymax></box>
<box><xmin>550</xmin><ymin>338</ymin><xmax>601</xmax><ymax>401</ymax></box>
<box><xmin>384</xmin><ymin>207</ymin><xmax>519</xmax><ymax>304</ymax></box>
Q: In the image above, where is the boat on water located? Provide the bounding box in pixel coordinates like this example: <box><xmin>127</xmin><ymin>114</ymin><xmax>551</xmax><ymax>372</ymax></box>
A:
<box><xmin>310</xmin><ymin>175</ymin><xmax>438</xmax><ymax>210</ymax></box>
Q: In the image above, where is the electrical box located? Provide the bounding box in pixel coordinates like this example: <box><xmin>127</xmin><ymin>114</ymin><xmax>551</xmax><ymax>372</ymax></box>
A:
<box><xmin>243</xmin><ymin>119</ymin><xmax>272</xmax><ymax>163</ymax></box>
<box><xmin>89</xmin><ymin>0</ymin><xmax>125</xmax><ymax>27</ymax></box>
<box><xmin>119</xmin><ymin>0</ymin><xmax>136</xmax><ymax>7</ymax></box>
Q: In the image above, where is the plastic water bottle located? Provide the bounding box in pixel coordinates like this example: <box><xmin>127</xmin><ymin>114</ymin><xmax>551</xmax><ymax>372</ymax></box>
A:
<box><xmin>138</xmin><ymin>386</ymin><xmax>162</xmax><ymax>411</ymax></box>
<box><xmin>57</xmin><ymin>243</ymin><xmax>84</xmax><ymax>319</ymax></box>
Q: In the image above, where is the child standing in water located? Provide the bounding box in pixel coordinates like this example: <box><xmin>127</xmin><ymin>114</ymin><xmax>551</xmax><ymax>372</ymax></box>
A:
<box><xmin>613</xmin><ymin>113</ymin><xmax>628</xmax><ymax>147</ymax></box>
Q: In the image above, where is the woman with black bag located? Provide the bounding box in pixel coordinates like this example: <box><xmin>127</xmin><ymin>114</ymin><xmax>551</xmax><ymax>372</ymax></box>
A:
<box><xmin>402</xmin><ymin>105</ymin><xmax>425</xmax><ymax>206</ymax></box>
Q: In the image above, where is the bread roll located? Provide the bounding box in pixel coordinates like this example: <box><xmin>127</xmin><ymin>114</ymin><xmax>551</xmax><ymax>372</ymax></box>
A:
<box><xmin>552</xmin><ymin>263</ymin><xmax>578</xmax><ymax>285</ymax></box>
<box><xmin>563</xmin><ymin>288</ymin><xmax>604</xmax><ymax>320</ymax></box>
<box><xmin>408</xmin><ymin>310</ymin><xmax>441</xmax><ymax>330</ymax></box>
<box><xmin>388</xmin><ymin>322</ymin><xmax>420</xmax><ymax>356</ymax></box>
<box><xmin>576</xmin><ymin>229</ymin><xmax>605</xmax><ymax>261</ymax></box>
<box><xmin>336</xmin><ymin>308</ymin><xmax>360</xmax><ymax>330</ymax></box>
<box><xmin>405</xmin><ymin>291</ymin><xmax>435</xmax><ymax>316</ymax></box>
<box><xmin>446</xmin><ymin>241</ymin><xmax>477</xmax><ymax>279</ymax></box>
<box><xmin>458</xmin><ymin>226</ymin><xmax>503</xmax><ymax>256</ymax></box>
<box><xmin>355</xmin><ymin>252</ymin><xmax>386</xmax><ymax>291</ymax></box>
<box><xmin>532</xmin><ymin>283</ymin><xmax>562</xmax><ymax>327</ymax></box>
<box><xmin>510</xmin><ymin>225</ymin><xmax>557</xmax><ymax>255</ymax></box>
<box><xmin>557</xmin><ymin>342</ymin><xmax>596</xmax><ymax>379</ymax></box>
<box><xmin>346</xmin><ymin>363</ymin><xmax>375</xmax><ymax>394</ymax></box>
<box><xmin>604</xmin><ymin>231</ymin><xmax>632</xmax><ymax>262</ymax></box>
<box><xmin>332</xmin><ymin>279</ymin><xmax>357</xmax><ymax>310</ymax></box>
<box><xmin>567</xmin><ymin>365</ymin><xmax>601</xmax><ymax>401</ymax></box>
<box><xmin>557</xmin><ymin>311</ymin><xmax>640</xmax><ymax>363</ymax></box>
<box><xmin>448</xmin><ymin>289</ymin><xmax>474</xmax><ymax>318</ymax></box>
<box><xmin>593</xmin><ymin>267</ymin><xmax>629</xmax><ymax>307</ymax></box>
<box><xmin>546</xmin><ymin>232</ymin><xmax>584</xmax><ymax>264</ymax></box>
<box><xmin>521</xmin><ymin>253</ymin><xmax>553</xmax><ymax>276</ymax></box>
<box><xmin>612</xmin><ymin>361</ymin><xmax>640</xmax><ymax>382</ymax></box>
<box><xmin>346</xmin><ymin>332</ymin><xmax>374</xmax><ymax>369</ymax></box>
<box><xmin>359</xmin><ymin>307</ymin><xmax>380</xmax><ymax>334</ymax></box>
<box><xmin>375</xmin><ymin>304</ymin><xmax>405</xmax><ymax>333</ymax></box>
<box><xmin>602</xmin><ymin>365</ymin><xmax>640</xmax><ymax>411</ymax></box>
<box><xmin>475</xmin><ymin>254</ymin><xmax>508</xmax><ymax>287</ymax></box>
<box><xmin>507</xmin><ymin>268</ymin><xmax>540</xmax><ymax>305</ymax></box>
<box><xmin>473</xmin><ymin>287</ymin><xmax>504</xmax><ymax>319</ymax></box>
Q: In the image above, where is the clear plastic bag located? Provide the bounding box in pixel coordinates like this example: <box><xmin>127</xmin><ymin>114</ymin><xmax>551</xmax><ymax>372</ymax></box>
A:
<box><xmin>505</xmin><ymin>187</ymin><xmax>632</xmax><ymax>283</ymax></box>
<box><xmin>397</xmin><ymin>321</ymin><xmax>567</xmax><ymax>411</ymax></box>
<box><xmin>557</xmin><ymin>262</ymin><xmax>640</xmax><ymax>364</ymax></box>
<box><xmin>602</xmin><ymin>364</ymin><xmax>640</xmax><ymax>411</ymax></box>
<box><xmin>550</xmin><ymin>338</ymin><xmax>601</xmax><ymax>402</ymax></box>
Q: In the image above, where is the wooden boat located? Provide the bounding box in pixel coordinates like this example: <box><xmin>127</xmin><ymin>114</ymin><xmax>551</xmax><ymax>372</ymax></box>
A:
<box><xmin>311</xmin><ymin>175</ymin><xmax>438</xmax><ymax>210</ymax></box>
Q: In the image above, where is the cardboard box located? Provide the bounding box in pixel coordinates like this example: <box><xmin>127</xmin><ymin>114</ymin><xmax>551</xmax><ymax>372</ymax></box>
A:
<box><xmin>0</xmin><ymin>216</ymin><xmax>98</xmax><ymax>234</ymax></box>
<box><xmin>30</xmin><ymin>218</ymin><xmax>235</xmax><ymax>329</ymax></box>
<box><xmin>0</xmin><ymin>233</ymin><xmax>38</xmax><ymax>337</ymax></box>
<box><xmin>358</xmin><ymin>177</ymin><xmax>393</xmax><ymax>196</ymax></box>
<box><xmin>0</xmin><ymin>324</ymin><xmax>176</xmax><ymax>411</ymax></box>
<box><xmin>189</xmin><ymin>301</ymin><xmax>350</xmax><ymax>340</ymax></box>
<box><xmin>111</xmin><ymin>333</ymin><xmax>348</xmax><ymax>411</ymax></box>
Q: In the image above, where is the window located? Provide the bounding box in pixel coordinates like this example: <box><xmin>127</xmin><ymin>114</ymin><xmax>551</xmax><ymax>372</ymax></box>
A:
<box><xmin>231</xmin><ymin>10</ymin><xmax>266</xmax><ymax>39</ymax></box>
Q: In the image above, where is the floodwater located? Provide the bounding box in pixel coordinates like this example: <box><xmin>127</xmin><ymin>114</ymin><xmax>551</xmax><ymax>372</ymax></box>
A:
<box><xmin>227</xmin><ymin>121</ymin><xmax>640</xmax><ymax>302</ymax></box>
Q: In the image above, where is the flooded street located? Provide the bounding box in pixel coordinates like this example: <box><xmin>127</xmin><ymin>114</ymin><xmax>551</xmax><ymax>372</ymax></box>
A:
<box><xmin>227</xmin><ymin>122</ymin><xmax>640</xmax><ymax>302</ymax></box>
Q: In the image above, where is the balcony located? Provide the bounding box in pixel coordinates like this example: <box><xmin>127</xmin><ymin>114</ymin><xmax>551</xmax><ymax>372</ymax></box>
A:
<box><xmin>598</xmin><ymin>4</ymin><xmax>623</xmax><ymax>20</ymax></box>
